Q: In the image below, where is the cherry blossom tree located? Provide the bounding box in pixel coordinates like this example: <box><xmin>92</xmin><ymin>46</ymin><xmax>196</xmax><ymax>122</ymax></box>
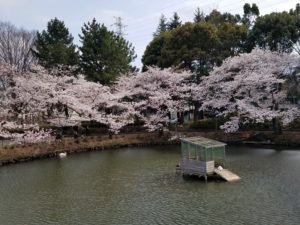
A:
<box><xmin>0</xmin><ymin>121</ymin><xmax>52</xmax><ymax>144</ymax></box>
<box><xmin>0</xmin><ymin>63</ymin><xmax>137</xmax><ymax>143</ymax></box>
<box><xmin>0</xmin><ymin>65</ymin><xmax>53</xmax><ymax>142</ymax></box>
<box><xmin>2</xmin><ymin>48</ymin><xmax>300</xmax><ymax>144</ymax></box>
<box><xmin>198</xmin><ymin>48</ymin><xmax>300</xmax><ymax>132</ymax></box>
<box><xmin>113</xmin><ymin>67</ymin><xmax>193</xmax><ymax>131</ymax></box>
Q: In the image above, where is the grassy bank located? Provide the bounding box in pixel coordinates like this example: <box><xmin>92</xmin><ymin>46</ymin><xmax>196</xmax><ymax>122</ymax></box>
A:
<box><xmin>0</xmin><ymin>132</ymin><xmax>173</xmax><ymax>166</ymax></box>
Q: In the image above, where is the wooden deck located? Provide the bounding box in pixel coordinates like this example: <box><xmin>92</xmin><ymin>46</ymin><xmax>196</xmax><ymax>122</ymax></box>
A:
<box><xmin>214</xmin><ymin>168</ymin><xmax>240</xmax><ymax>182</ymax></box>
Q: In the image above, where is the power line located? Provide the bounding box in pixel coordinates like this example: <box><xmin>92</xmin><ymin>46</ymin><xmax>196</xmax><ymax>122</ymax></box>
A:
<box><xmin>127</xmin><ymin>1</ymin><xmax>246</xmax><ymax>33</ymax></box>
<box><xmin>129</xmin><ymin>0</ymin><xmax>294</xmax><ymax>38</ymax></box>
<box><xmin>125</xmin><ymin>1</ymin><xmax>215</xmax><ymax>30</ymax></box>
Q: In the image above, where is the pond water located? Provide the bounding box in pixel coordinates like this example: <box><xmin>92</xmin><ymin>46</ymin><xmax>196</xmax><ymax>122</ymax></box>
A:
<box><xmin>0</xmin><ymin>145</ymin><xmax>300</xmax><ymax>225</ymax></box>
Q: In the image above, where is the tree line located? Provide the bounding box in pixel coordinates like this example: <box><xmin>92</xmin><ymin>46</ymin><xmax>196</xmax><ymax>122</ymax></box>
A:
<box><xmin>1</xmin><ymin>2</ymin><xmax>300</xmax><ymax>143</ymax></box>
<box><xmin>142</xmin><ymin>3</ymin><xmax>300</xmax><ymax>79</ymax></box>
<box><xmin>1</xmin><ymin>3</ymin><xmax>300</xmax><ymax>84</ymax></box>
<box><xmin>0</xmin><ymin>18</ymin><xmax>136</xmax><ymax>85</ymax></box>
<box><xmin>1</xmin><ymin>49</ymin><xmax>299</xmax><ymax>144</ymax></box>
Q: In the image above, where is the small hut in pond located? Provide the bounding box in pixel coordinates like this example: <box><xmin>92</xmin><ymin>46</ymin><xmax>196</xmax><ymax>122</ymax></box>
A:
<box><xmin>180</xmin><ymin>137</ymin><xmax>226</xmax><ymax>179</ymax></box>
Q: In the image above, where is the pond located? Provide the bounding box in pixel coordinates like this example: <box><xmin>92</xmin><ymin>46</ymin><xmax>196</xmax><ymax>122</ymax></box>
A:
<box><xmin>0</xmin><ymin>145</ymin><xmax>299</xmax><ymax>225</ymax></box>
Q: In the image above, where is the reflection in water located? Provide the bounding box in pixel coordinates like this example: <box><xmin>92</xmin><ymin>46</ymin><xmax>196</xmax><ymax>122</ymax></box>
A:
<box><xmin>0</xmin><ymin>145</ymin><xmax>299</xmax><ymax>225</ymax></box>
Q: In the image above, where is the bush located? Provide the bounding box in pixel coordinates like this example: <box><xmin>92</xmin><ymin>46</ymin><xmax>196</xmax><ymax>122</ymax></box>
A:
<box><xmin>190</xmin><ymin>116</ymin><xmax>300</xmax><ymax>131</ymax></box>
<box><xmin>286</xmin><ymin>117</ymin><xmax>300</xmax><ymax>130</ymax></box>
<box><xmin>239</xmin><ymin>121</ymin><xmax>272</xmax><ymax>131</ymax></box>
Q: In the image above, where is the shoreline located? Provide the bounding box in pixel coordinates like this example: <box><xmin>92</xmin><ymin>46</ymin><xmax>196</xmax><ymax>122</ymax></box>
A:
<box><xmin>0</xmin><ymin>132</ymin><xmax>177</xmax><ymax>166</ymax></box>
<box><xmin>1</xmin><ymin>130</ymin><xmax>300</xmax><ymax>167</ymax></box>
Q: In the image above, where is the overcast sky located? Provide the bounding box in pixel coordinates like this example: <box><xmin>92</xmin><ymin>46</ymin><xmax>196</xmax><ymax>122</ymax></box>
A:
<box><xmin>0</xmin><ymin>0</ymin><xmax>299</xmax><ymax>69</ymax></box>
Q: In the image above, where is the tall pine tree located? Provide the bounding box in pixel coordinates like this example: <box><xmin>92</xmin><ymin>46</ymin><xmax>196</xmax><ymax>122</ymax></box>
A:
<box><xmin>194</xmin><ymin>7</ymin><xmax>205</xmax><ymax>23</ymax></box>
<box><xmin>79</xmin><ymin>18</ymin><xmax>136</xmax><ymax>84</ymax></box>
<box><xmin>153</xmin><ymin>14</ymin><xmax>167</xmax><ymax>37</ymax></box>
<box><xmin>242</xmin><ymin>3</ymin><xmax>259</xmax><ymax>28</ymax></box>
<box><xmin>168</xmin><ymin>12</ymin><xmax>181</xmax><ymax>30</ymax></box>
<box><xmin>33</xmin><ymin>18</ymin><xmax>79</xmax><ymax>68</ymax></box>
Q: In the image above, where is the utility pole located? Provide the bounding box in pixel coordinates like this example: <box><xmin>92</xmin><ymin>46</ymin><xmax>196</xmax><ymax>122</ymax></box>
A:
<box><xmin>112</xmin><ymin>17</ymin><xmax>127</xmax><ymax>37</ymax></box>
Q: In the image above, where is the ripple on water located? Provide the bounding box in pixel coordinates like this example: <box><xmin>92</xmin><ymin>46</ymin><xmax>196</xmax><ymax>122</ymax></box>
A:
<box><xmin>0</xmin><ymin>146</ymin><xmax>300</xmax><ymax>225</ymax></box>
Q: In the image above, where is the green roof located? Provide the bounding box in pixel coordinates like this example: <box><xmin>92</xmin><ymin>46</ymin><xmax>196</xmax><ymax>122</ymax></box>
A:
<box><xmin>180</xmin><ymin>136</ymin><xmax>226</xmax><ymax>148</ymax></box>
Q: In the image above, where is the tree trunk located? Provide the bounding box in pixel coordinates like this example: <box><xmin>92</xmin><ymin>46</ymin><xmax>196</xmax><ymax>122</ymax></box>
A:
<box><xmin>272</xmin><ymin>117</ymin><xmax>282</xmax><ymax>134</ymax></box>
<box><xmin>193</xmin><ymin>102</ymin><xmax>201</xmax><ymax>121</ymax></box>
<box><xmin>272</xmin><ymin>103</ymin><xmax>282</xmax><ymax>134</ymax></box>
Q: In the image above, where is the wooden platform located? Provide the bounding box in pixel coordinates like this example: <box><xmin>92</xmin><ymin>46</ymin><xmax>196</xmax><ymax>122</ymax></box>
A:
<box><xmin>214</xmin><ymin>168</ymin><xmax>240</xmax><ymax>182</ymax></box>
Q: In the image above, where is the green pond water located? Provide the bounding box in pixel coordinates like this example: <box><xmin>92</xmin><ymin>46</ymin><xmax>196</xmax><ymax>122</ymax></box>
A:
<box><xmin>0</xmin><ymin>145</ymin><xmax>300</xmax><ymax>225</ymax></box>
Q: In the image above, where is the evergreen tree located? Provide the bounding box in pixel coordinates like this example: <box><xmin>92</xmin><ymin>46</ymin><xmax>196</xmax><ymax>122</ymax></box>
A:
<box><xmin>143</xmin><ymin>11</ymin><xmax>247</xmax><ymax>78</ymax></box>
<box><xmin>153</xmin><ymin>14</ymin><xmax>167</xmax><ymax>37</ymax></box>
<box><xmin>290</xmin><ymin>3</ymin><xmax>300</xmax><ymax>55</ymax></box>
<box><xmin>160</xmin><ymin>22</ymin><xmax>220</xmax><ymax>76</ymax></box>
<box><xmin>33</xmin><ymin>18</ymin><xmax>79</xmax><ymax>68</ymax></box>
<box><xmin>242</xmin><ymin>3</ymin><xmax>260</xmax><ymax>28</ymax></box>
<box><xmin>205</xmin><ymin>10</ymin><xmax>240</xmax><ymax>25</ymax></box>
<box><xmin>142</xmin><ymin>32</ymin><xmax>170</xmax><ymax>71</ymax></box>
<box><xmin>289</xmin><ymin>3</ymin><xmax>300</xmax><ymax>16</ymax></box>
<box><xmin>168</xmin><ymin>12</ymin><xmax>181</xmax><ymax>30</ymax></box>
<box><xmin>194</xmin><ymin>7</ymin><xmax>205</xmax><ymax>23</ymax></box>
<box><xmin>79</xmin><ymin>18</ymin><xmax>136</xmax><ymax>84</ymax></box>
<box><xmin>251</xmin><ymin>12</ymin><xmax>298</xmax><ymax>53</ymax></box>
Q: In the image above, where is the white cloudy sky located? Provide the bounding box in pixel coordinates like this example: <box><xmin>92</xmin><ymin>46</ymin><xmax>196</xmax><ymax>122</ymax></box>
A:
<box><xmin>0</xmin><ymin>0</ymin><xmax>299</xmax><ymax>68</ymax></box>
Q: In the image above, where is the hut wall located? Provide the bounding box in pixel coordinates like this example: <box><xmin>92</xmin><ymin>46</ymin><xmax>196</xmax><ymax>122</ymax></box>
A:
<box><xmin>181</xmin><ymin>159</ymin><xmax>214</xmax><ymax>176</ymax></box>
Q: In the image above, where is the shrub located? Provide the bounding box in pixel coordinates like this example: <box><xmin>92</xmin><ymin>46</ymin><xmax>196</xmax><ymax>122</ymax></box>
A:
<box><xmin>286</xmin><ymin>117</ymin><xmax>300</xmax><ymax>130</ymax></box>
<box><xmin>190</xmin><ymin>118</ymin><xmax>220</xmax><ymax>130</ymax></box>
